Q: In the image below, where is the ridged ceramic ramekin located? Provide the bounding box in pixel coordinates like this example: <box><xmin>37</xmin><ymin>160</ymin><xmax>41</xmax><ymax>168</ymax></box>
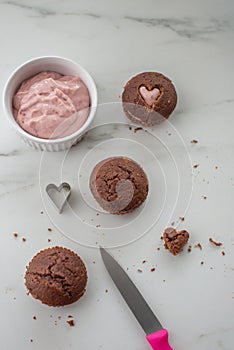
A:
<box><xmin>2</xmin><ymin>56</ymin><xmax>97</xmax><ymax>151</ymax></box>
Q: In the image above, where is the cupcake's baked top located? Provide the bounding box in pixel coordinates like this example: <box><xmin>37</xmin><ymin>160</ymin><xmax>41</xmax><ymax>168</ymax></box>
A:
<box><xmin>163</xmin><ymin>227</ymin><xmax>189</xmax><ymax>255</ymax></box>
<box><xmin>13</xmin><ymin>71</ymin><xmax>90</xmax><ymax>139</ymax></box>
<box><xmin>25</xmin><ymin>246</ymin><xmax>87</xmax><ymax>307</ymax></box>
<box><xmin>90</xmin><ymin>157</ymin><xmax>149</xmax><ymax>214</ymax></box>
<box><xmin>122</xmin><ymin>72</ymin><xmax>177</xmax><ymax>126</ymax></box>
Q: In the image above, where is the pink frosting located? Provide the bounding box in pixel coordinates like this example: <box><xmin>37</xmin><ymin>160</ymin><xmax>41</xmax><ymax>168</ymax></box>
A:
<box><xmin>13</xmin><ymin>71</ymin><xmax>90</xmax><ymax>139</ymax></box>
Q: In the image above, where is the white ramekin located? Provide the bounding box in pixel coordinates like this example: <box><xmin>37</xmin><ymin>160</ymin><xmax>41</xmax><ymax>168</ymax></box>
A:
<box><xmin>2</xmin><ymin>56</ymin><xmax>97</xmax><ymax>151</ymax></box>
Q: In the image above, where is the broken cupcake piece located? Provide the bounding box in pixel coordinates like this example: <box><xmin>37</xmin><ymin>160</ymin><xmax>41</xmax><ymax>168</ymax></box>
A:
<box><xmin>163</xmin><ymin>227</ymin><xmax>190</xmax><ymax>255</ymax></box>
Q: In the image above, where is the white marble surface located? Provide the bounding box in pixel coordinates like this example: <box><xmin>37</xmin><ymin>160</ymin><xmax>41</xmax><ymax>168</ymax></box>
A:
<box><xmin>0</xmin><ymin>1</ymin><xmax>234</xmax><ymax>349</ymax></box>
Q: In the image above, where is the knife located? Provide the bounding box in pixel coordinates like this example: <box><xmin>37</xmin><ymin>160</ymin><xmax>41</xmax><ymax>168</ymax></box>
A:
<box><xmin>100</xmin><ymin>247</ymin><xmax>173</xmax><ymax>350</ymax></box>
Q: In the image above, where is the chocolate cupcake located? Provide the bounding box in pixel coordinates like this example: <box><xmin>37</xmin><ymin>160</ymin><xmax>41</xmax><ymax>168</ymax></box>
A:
<box><xmin>25</xmin><ymin>246</ymin><xmax>87</xmax><ymax>307</ymax></box>
<box><xmin>122</xmin><ymin>72</ymin><xmax>177</xmax><ymax>126</ymax></box>
<box><xmin>90</xmin><ymin>157</ymin><xmax>149</xmax><ymax>214</ymax></box>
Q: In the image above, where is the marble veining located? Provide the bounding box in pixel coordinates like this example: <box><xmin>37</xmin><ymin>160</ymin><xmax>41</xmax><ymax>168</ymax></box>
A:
<box><xmin>2</xmin><ymin>1</ymin><xmax>102</xmax><ymax>18</ymax></box>
<box><xmin>0</xmin><ymin>149</ymin><xmax>20</xmax><ymax>157</ymax></box>
<box><xmin>0</xmin><ymin>183</ymin><xmax>35</xmax><ymax>198</ymax></box>
<box><xmin>2</xmin><ymin>1</ymin><xmax>56</xmax><ymax>16</ymax></box>
<box><xmin>126</xmin><ymin>16</ymin><xmax>232</xmax><ymax>39</ymax></box>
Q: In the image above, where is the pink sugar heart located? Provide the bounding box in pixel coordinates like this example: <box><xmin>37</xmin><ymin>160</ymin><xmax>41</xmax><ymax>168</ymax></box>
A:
<box><xmin>139</xmin><ymin>86</ymin><xmax>160</xmax><ymax>106</ymax></box>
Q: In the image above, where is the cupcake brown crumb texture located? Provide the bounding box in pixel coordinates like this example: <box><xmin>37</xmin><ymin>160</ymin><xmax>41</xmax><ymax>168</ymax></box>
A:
<box><xmin>163</xmin><ymin>227</ymin><xmax>190</xmax><ymax>255</ymax></box>
<box><xmin>25</xmin><ymin>246</ymin><xmax>87</xmax><ymax>307</ymax></box>
<box><xmin>122</xmin><ymin>72</ymin><xmax>177</xmax><ymax>126</ymax></box>
<box><xmin>90</xmin><ymin>157</ymin><xmax>149</xmax><ymax>214</ymax></box>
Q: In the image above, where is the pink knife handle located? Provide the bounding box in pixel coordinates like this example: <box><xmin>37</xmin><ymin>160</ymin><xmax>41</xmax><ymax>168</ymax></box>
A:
<box><xmin>146</xmin><ymin>329</ymin><xmax>173</xmax><ymax>350</ymax></box>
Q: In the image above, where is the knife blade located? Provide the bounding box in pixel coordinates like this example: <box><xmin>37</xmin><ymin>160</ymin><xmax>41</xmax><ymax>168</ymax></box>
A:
<box><xmin>100</xmin><ymin>247</ymin><xmax>173</xmax><ymax>350</ymax></box>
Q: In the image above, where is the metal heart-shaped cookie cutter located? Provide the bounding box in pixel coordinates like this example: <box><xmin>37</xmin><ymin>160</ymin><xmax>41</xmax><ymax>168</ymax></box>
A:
<box><xmin>46</xmin><ymin>182</ymin><xmax>71</xmax><ymax>214</ymax></box>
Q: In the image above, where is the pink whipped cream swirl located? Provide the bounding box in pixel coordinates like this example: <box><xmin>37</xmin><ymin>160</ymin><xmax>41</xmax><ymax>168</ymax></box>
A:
<box><xmin>13</xmin><ymin>71</ymin><xmax>90</xmax><ymax>139</ymax></box>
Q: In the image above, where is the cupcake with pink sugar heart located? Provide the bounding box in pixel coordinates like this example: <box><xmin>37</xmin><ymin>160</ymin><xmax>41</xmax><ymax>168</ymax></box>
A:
<box><xmin>122</xmin><ymin>71</ymin><xmax>177</xmax><ymax>126</ymax></box>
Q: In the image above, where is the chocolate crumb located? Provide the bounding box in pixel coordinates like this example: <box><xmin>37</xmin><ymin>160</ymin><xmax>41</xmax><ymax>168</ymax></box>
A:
<box><xmin>40</xmin><ymin>211</ymin><xmax>44</xmax><ymax>214</ymax></box>
<box><xmin>215</xmin><ymin>166</ymin><xmax>218</xmax><ymax>170</ymax></box>
<box><xmin>105</xmin><ymin>289</ymin><xmax>108</xmax><ymax>293</ymax></box>
<box><xmin>191</xmin><ymin>139</ymin><xmax>198</xmax><ymax>144</ymax></box>
<box><xmin>200</xmin><ymin>261</ymin><xmax>204</xmax><ymax>265</ymax></box>
<box><xmin>151</xmin><ymin>268</ymin><xmax>156</xmax><ymax>272</ymax></box>
<box><xmin>128</xmin><ymin>126</ymin><xmax>132</xmax><ymax>130</ymax></box>
<box><xmin>134</xmin><ymin>127</ymin><xmax>143</xmax><ymax>133</ymax></box>
<box><xmin>13</xmin><ymin>233</ymin><xmax>18</xmax><ymax>238</ymax></box>
<box><xmin>68</xmin><ymin>315</ymin><xmax>73</xmax><ymax>318</ymax></box>
<box><xmin>58</xmin><ymin>316</ymin><xmax>61</xmax><ymax>320</ymax></box>
<box><xmin>179</xmin><ymin>217</ymin><xmax>185</xmax><ymax>221</ymax></box>
<box><xmin>221</xmin><ymin>251</ymin><xmax>225</xmax><ymax>256</ymax></box>
<box><xmin>96</xmin><ymin>224</ymin><xmax>101</xmax><ymax>228</ymax></box>
<box><xmin>202</xmin><ymin>196</ymin><xmax>207</xmax><ymax>199</ymax></box>
<box><xmin>209</xmin><ymin>238</ymin><xmax>222</xmax><ymax>247</ymax></box>
<box><xmin>157</xmin><ymin>247</ymin><xmax>160</xmax><ymax>251</ymax></box>
<box><xmin>137</xmin><ymin>269</ymin><xmax>143</xmax><ymax>273</ymax></box>
<box><xmin>142</xmin><ymin>260</ymin><xmax>147</xmax><ymax>264</ymax></box>
<box><xmin>48</xmin><ymin>228</ymin><xmax>52</xmax><ymax>232</ymax></box>
<box><xmin>22</xmin><ymin>237</ymin><xmax>26</xmax><ymax>242</ymax></box>
<box><xmin>67</xmin><ymin>320</ymin><xmax>75</xmax><ymax>327</ymax></box>
<box><xmin>48</xmin><ymin>238</ymin><xmax>51</xmax><ymax>242</ymax></box>
<box><xmin>195</xmin><ymin>243</ymin><xmax>202</xmax><ymax>250</ymax></box>
<box><xmin>171</xmin><ymin>221</ymin><xmax>175</xmax><ymax>226</ymax></box>
<box><xmin>193</xmin><ymin>164</ymin><xmax>199</xmax><ymax>168</ymax></box>
<box><xmin>160</xmin><ymin>236</ymin><xmax>163</xmax><ymax>240</ymax></box>
<box><xmin>30</xmin><ymin>339</ymin><xmax>33</xmax><ymax>343</ymax></box>
<box><xmin>96</xmin><ymin>213</ymin><xmax>99</xmax><ymax>216</ymax></box>
<box><xmin>187</xmin><ymin>245</ymin><xmax>192</xmax><ymax>253</ymax></box>
<box><xmin>33</xmin><ymin>316</ymin><xmax>37</xmax><ymax>320</ymax></box>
